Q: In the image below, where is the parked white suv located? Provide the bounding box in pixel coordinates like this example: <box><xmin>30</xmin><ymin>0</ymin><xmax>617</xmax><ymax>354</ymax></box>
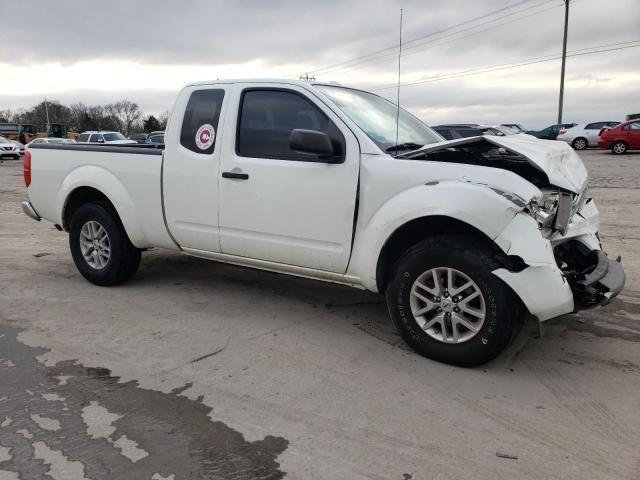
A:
<box><xmin>556</xmin><ymin>121</ymin><xmax>620</xmax><ymax>150</ymax></box>
<box><xmin>77</xmin><ymin>131</ymin><xmax>137</xmax><ymax>145</ymax></box>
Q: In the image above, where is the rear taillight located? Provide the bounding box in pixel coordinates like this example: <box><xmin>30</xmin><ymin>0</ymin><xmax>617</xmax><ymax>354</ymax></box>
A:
<box><xmin>558</xmin><ymin>130</ymin><xmax>566</xmax><ymax>135</ymax></box>
<box><xmin>24</xmin><ymin>151</ymin><xmax>31</xmax><ymax>187</ymax></box>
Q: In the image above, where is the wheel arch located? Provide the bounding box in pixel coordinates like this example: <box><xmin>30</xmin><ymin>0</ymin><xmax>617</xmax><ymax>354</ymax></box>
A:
<box><xmin>572</xmin><ymin>136</ymin><xmax>588</xmax><ymax>148</ymax></box>
<box><xmin>347</xmin><ymin>182</ymin><xmax>534</xmax><ymax>292</ymax></box>
<box><xmin>63</xmin><ymin>186</ymin><xmax>119</xmax><ymax>230</ymax></box>
<box><xmin>374</xmin><ymin>215</ymin><xmax>526</xmax><ymax>293</ymax></box>
<box><xmin>59</xmin><ymin>166</ymin><xmax>148</xmax><ymax>246</ymax></box>
<box><xmin>612</xmin><ymin>139</ymin><xmax>629</xmax><ymax>150</ymax></box>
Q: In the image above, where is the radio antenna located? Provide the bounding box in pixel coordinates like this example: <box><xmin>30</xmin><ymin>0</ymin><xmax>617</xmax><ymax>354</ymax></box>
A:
<box><xmin>395</xmin><ymin>8</ymin><xmax>403</xmax><ymax>147</ymax></box>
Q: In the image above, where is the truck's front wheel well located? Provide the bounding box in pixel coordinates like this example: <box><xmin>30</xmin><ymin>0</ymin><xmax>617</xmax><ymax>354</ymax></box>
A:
<box><xmin>375</xmin><ymin>216</ymin><xmax>524</xmax><ymax>292</ymax></box>
<box><xmin>63</xmin><ymin>187</ymin><xmax>119</xmax><ymax>231</ymax></box>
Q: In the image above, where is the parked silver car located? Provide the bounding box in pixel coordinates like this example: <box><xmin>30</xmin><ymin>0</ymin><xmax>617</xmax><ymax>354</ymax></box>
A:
<box><xmin>556</xmin><ymin>121</ymin><xmax>620</xmax><ymax>150</ymax></box>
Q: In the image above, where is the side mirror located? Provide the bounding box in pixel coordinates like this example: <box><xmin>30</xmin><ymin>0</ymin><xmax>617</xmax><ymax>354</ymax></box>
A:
<box><xmin>289</xmin><ymin>129</ymin><xmax>337</xmax><ymax>160</ymax></box>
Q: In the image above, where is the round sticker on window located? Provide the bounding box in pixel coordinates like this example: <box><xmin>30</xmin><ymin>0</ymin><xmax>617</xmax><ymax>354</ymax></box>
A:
<box><xmin>195</xmin><ymin>124</ymin><xmax>215</xmax><ymax>150</ymax></box>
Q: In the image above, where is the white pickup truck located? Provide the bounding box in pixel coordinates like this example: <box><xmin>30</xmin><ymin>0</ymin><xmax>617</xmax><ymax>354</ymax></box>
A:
<box><xmin>22</xmin><ymin>79</ymin><xmax>625</xmax><ymax>366</ymax></box>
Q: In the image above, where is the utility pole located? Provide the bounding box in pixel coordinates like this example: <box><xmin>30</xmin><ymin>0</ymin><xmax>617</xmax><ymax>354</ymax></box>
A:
<box><xmin>557</xmin><ymin>0</ymin><xmax>570</xmax><ymax>124</ymax></box>
<box><xmin>299</xmin><ymin>73</ymin><xmax>316</xmax><ymax>81</ymax></box>
<box><xmin>395</xmin><ymin>8</ymin><xmax>403</xmax><ymax>147</ymax></box>
<box><xmin>44</xmin><ymin>98</ymin><xmax>51</xmax><ymax>135</ymax></box>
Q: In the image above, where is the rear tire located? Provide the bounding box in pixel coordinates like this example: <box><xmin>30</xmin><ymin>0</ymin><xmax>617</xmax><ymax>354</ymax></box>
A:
<box><xmin>69</xmin><ymin>202</ymin><xmax>141</xmax><ymax>286</ymax></box>
<box><xmin>572</xmin><ymin>137</ymin><xmax>588</xmax><ymax>150</ymax></box>
<box><xmin>386</xmin><ymin>236</ymin><xmax>521</xmax><ymax>367</ymax></box>
<box><xmin>611</xmin><ymin>141</ymin><xmax>627</xmax><ymax>155</ymax></box>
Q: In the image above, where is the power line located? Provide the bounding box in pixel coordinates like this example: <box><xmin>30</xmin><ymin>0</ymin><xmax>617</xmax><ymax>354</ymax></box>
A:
<box><xmin>368</xmin><ymin>40</ymin><xmax>640</xmax><ymax>91</ymax></box>
<box><xmin>303</xmin><ymin>0</ymin><xmax>546</xmax><ymax>77</ymax></box>
<box><xmin>323</xmin><ymin>0</ymin><xmax>565</xmax><ymax>79</ymax></box>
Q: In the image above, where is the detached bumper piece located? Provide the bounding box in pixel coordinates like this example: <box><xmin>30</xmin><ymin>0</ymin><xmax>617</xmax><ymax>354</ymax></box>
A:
<box><xmin>554</xmin><ymin>241</ymin><xmax>625</xmax><ymax>309</ymax></box>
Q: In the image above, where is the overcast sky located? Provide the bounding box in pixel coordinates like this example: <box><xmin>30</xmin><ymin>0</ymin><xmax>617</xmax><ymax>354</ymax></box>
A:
<box><xmin>1</xmin><ymin>0</ymin><xmax>638</xmax><ymax>128</ymax></box>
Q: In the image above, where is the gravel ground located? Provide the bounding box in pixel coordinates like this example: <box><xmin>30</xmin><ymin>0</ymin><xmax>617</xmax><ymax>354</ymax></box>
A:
<box><xmin>1</xmin><ymin>150</ymin><xmax>639</xmax><ymax>480</ymax></box>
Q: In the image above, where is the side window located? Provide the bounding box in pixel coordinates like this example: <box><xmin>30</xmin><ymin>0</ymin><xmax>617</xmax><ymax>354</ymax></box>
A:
<box><xmin>89</xmin><ymin>134</ymin><xmax>100</xmax><ymax>142</ymax></box>
<box><xmin>458</xmin><ymin>129</ymin><xmax>480</xmax><ymax>138</ymax></box>
<box><xmin>180</xmin><ymin>89</ymin><xmax>225</xmax><ymax>154</ymax></box>
<box><xmin>586</xmin><ymin>122</ymin><xmax>603</xmax><ymax>130</ymax></box>
<box><xmin>434</xmin><ymin>128</ymin><xmax>452</xmax><ymax>140</ymax></box>
<box><xmin>628</xmin><ymin>122</ymin><xmax>640</xmax><ymax>131</ymax></box>
<box><xmin>78</xmin><ymin>134</ymin><xmax>89</xmax><ymax>142</ymax></box>
<box><xmin>237</xmin><ymin>89</ymin><xmax>345</xmax><ymax>161</ymax></box>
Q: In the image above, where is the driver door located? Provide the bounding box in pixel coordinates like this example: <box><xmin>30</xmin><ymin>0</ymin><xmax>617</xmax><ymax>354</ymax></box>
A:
<box><xmin>217</xmin><ymin>84</ymin><xmax>360</xmax><ymax>273</ymax></box>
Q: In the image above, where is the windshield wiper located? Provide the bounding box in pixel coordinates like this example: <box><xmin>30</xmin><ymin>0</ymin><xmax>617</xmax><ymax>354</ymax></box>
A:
<box><xmin>385</xmin><ymin>142</ymin><xmax>424</xmax><ymax>153</ymax></box>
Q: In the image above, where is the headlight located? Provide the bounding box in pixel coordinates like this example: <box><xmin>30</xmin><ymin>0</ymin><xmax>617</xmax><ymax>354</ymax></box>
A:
<box><xmin>527</xmin><ymin>190</ymin><xmax>575</xmax><ymax>234</ymax></box>
<box><xmin>527</xmin><ymin>191</ymin><xmax>559</xmax><ymax>229</ymax></box>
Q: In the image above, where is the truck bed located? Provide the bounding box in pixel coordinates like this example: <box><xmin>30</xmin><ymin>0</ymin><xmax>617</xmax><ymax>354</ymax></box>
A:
<box><xmin>27</xmin><ymin>143</ymin><xmax>176</xmax><ymax>249</ymax></box>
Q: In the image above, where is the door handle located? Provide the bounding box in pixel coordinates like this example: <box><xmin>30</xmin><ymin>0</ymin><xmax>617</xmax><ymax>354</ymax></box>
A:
<box><xmin>222</xmin><ymin>171</ymin><xmax>249</xmax><ymax>180</ymax></box>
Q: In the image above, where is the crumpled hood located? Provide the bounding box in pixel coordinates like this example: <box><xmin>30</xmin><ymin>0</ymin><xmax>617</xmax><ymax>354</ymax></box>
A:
<box><xmin>407</xmin><ymin>135</ymin><xmax>589</xmax><ymax>193</ymax></box>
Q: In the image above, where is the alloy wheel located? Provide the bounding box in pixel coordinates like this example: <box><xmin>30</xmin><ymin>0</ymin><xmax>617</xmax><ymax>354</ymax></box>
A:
<box><xmin>409</xmin><ymin>267</ymin><xmax>486</xmax><ymax>344</ymax></box>
<box><xmin>79</xmin><ymin>220</ymin><xmax>111</xmax><ymax>269</ymax></box>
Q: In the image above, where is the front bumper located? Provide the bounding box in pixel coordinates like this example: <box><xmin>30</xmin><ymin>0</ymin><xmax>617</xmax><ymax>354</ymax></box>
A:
<box><xmin>555</xmin><ymin>241</ymin><xmax>625</xmax><ymax>309</ymax></box>
<box><xmin>492</xmin><ymin>200</ymin><xmax>625</xmax><ymax>321</ymax></box>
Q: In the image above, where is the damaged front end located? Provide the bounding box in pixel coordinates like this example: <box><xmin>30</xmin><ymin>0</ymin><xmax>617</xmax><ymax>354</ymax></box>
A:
<box><xmin>399</xmin><ymin>134</ymin><xmax>588</xmax><ymax>193</ymax></box>
<box><xmin>400</xmin><ymin>134</ymin><xmax>625</xmax><ymax>320</ymax></box>
<box><xmin>554</xmin><ymin>240</ymin><xmax>625</xmax><ymax>309</ymax></box>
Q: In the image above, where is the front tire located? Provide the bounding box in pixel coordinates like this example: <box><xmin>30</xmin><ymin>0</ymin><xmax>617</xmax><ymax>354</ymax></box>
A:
<box><xmin>572</xmin><ymin>137</ymin><xmax>588</xmax><ymax>150</ymax></box>
<box><xmin>386</xmin><ymin>236</ymin><xmax>521</xmax><ymax>367</ymax></box>
<box><xmin>611</xmin><ymin>141</ymin><xmax>627</xmax><ymax>155</ymax></box>
<box><xmin>69</xmin><ymin>202</ymin><xmax>141</xmax><ymax>286</ymax></box>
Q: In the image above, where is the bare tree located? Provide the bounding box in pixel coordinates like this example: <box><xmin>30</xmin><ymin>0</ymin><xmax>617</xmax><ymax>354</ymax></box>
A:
<box><xmin>14</xmin><ymin>100</ymin><xmax>73</xmax><ymax>128</ymax></box>
<box><xmin>158</xmin><ymin>110</ymin><xmax>170</xmax><ymax>130</ymax></box>
<box><xmin>0</xmin><ymin>108</ymin><xmax>15</xmax><ymax>123</ymax></box>
<box><xmin>105</xmin><ymin>100</ymin><xmax>142</xmax><ymax>136</ymax></box>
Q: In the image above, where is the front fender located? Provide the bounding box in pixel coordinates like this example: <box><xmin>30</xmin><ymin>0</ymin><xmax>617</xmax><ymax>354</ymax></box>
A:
<box><xmin>347</xmin><ymin>181</ymin><xmax>526</xmax><ymax>291</ymax></box>
<box><xmin>58</xmin><ymin>165</ymin><xmax>148</xmax><ymax>246</ymax></box>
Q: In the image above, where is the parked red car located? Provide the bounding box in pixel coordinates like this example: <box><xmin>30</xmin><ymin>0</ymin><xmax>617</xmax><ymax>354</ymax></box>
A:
<box><xmin>598</xmin><ymin>119</ymin><xmax>640</xmax><ymax>154</ymax></box>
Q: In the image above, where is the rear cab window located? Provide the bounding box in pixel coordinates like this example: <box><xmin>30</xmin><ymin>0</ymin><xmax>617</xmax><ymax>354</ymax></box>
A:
<box><xmin>180</xmin><ymin>89</ymin><xmax>225</xmax><ymax>154</ymax></box>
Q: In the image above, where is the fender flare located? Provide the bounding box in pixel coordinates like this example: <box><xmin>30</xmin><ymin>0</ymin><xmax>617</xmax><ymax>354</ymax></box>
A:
<box><xmin>347</xmin><ymin>182</ymin><xmax>526</xmax><ymax>291</ymax></box>
<box><xmin>58</xmin><ymin>165</ymin><xmax>148</xmax><ymax>247</ymax></box>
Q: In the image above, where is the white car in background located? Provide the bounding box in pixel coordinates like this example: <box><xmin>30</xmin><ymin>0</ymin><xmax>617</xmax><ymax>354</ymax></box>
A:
<box><xmin>491</xmin><ymin>125</ymin><xmax>538</xmax><ymax>140</ymax></box>
<box><xmin>10</xmin><ymin>140</ymin><xmax>25</xmax><ymax>156</ymax></box>
<box><xmin>0</xmin><ymin>135</ymin><xmax>21</xmax><ymax>159</ymax></box>
<box><xmin>28</xmin><ymin>138</ymin><xmax>77</xmax><ymax>146</ymax></box>
<box><xmin>77</xmin><ymin>131</ymin><xmax>137</xmax><ymax>145</ymax></box>
<box><xmin>556</xmin><ymin>121</ymin><xmax>620</xmax><ymax>150</ymax></box>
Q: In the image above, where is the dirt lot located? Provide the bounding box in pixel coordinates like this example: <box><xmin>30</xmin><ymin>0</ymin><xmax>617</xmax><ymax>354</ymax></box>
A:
<box><xmin>1</xmin><ymin>150</ymin><xmax>639</xmax><ymax>479</ymax></box>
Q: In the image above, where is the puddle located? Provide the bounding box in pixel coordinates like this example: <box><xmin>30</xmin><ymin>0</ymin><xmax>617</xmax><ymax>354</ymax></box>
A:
<box><xmin>0</xmin><ymin>324</ymin><xmax>288</xmax><ymax>479</ymax></box>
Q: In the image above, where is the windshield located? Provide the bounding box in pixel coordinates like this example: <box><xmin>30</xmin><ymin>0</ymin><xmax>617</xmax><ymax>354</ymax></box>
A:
<box><xmin>103</xmin><ymin>132</ymin><xmax>126</xmax><ymax>141</ymax></box>
<box><xmin>315</xmin><ymin>85</ymin><xmax>443</xmax><ymax>152</ymax></box>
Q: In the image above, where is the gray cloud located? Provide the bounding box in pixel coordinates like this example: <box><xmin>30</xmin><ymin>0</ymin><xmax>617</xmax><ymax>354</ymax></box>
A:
<box><xmin>1</xmin><ymin>0</ymin><xmax>639</xmax><ymax>128</ymax></box>
<box><xmin>2</xmin><ymin>0</ymin><xmax>637</xmax><ymax>67</ymax></box>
